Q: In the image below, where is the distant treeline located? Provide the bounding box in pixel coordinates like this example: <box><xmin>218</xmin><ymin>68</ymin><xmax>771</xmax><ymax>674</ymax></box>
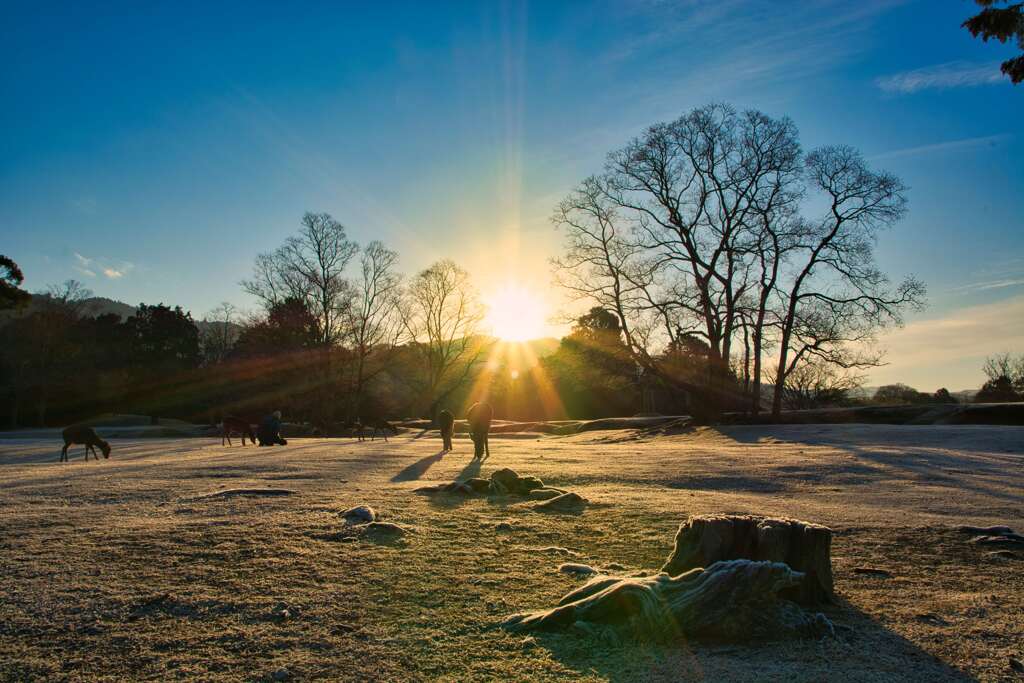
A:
<box><xmin>0</xmin><ymin>251</ymin><xmax>1015</xmax><ymax>429</ymax></box>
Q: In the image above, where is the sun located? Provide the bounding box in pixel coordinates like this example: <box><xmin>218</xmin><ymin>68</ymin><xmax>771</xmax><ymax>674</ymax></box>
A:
<box><xmin>485</xmin><ymin>282</ymin><xmax>547</xmax><ymax>342</ymax></box>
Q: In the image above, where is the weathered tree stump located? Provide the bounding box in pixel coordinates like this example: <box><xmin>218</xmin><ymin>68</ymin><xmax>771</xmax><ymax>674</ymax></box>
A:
<box><xmin>503</xmin><ymin>559</ymin><xmax>833</xmax><ymax>641</ymax></box>
<box><xmin>661</xmin><ymin>515</ymin><xmax>833</xmax><ymax>605</ymax></box>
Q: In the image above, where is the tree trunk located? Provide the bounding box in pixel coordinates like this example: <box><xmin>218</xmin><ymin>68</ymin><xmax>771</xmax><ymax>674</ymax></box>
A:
<box><xmin>503</xmin><ymin>559</ymin><xmax>833</xmax><ymax>641</ymax></box>
<box><xmin>661</xmin><ymin>514</ymin><xmax>833</xmax><ymax>605</ymax></box>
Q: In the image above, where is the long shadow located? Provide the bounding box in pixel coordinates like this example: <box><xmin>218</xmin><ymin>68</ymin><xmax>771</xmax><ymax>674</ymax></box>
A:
<box><xmin>390</xmin><ymin>450</ymin><xmax>446</xmax><ymax>482</ymax></box>
<box><xmin>518</xmin><ymin>596</ymin><xmax>975</xmax><ymax>682</ymax></box>
<box><xmin>681</xmin><ymin>425</ymin><xmax>1024</xmax><ymax>507</ymax></box>
<box><xmin>456</xmin><ymin>457</ymin><xmax>482</xmax><ymax>482</ymax></box>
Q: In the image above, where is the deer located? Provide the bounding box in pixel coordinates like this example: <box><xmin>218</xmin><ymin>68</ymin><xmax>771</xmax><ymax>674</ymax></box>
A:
<box><xmin>221</xmin><ymin>416</ymin><xmax>256</xmax><ymax>446</ymax></box>
<box><xmin>61</xmin><ymin>426</ymin><xmax>111</xmax><ymax>462</ymax></box>
<box><xmin>466</xmin><ymin>402</ymin><xmax>492</xmax><ymax>460</ymax></box>
<box><xmin>438</xmin><ymin>409</ymin><xmax>455</xmax><ymax>452</ymax></box>
<box><xmin>365</xmin><ymin>418</ymin><xmax>398</xmax><ymax>443</ymax></box>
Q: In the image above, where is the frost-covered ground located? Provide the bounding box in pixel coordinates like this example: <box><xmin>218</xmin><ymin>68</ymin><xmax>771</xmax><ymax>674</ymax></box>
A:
<box><xmin>1</xmin><ymin>425</ymin><xmax>1021</xmax><ymax>681</ymax></box>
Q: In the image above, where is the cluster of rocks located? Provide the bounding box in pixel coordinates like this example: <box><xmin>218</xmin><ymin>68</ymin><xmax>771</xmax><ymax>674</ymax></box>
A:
<box><xmin>959</xmin><ymin>524</ymin><xmax>1022</xmax><ymax>561</ymax></box>
<box><xmin>414</xmin><ymin>468</ymin><xmax>588</xmax><ymax>512</ymax></box>
<box><xmin>339</xmin><ymin>505</ymin><xmax>411</xmax><ymax>542</ymax></box>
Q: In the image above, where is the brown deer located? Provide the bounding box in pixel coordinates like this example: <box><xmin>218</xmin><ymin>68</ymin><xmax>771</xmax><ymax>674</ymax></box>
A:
<box><xmin>366</xmin><ymin>418</ymin><xmax>398</xmax><ymax>443</ymax></box>
<box><xmin>221</xmin><ymin>416</ymin><xmax>256</xmax><ymax>446</ymax></box>
<box><xmin>438</xmin><ymin>409</ymin><xmax>454</xmax><ymax>452</ymax></box>
<box><xmin>466</xmin><ymin>402</ymin><xmax>492</xmax><ymax>460</ymax></box>
<box><xmin>61</xmin><ymin>426</ymin><xmax>111</xmax><ymax>462</ymax></box>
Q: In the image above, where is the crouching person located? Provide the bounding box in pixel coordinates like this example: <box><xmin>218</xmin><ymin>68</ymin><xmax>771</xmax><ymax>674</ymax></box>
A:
<box><xmin>257</xmin><ymin>410</ymin><xmax>288</xmax><ymax>447</ymax></box>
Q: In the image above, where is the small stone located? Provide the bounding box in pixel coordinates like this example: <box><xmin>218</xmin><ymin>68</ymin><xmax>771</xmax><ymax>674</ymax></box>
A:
<box><xmin>272</xmin><ymin>668</ymin><xmax>291</xmax><ymax>681</ymax></box>
<box><xmin>852</xmin><ymin>567</ymin><xmax>892</xmax><ymax>578</ymax></box>
<box><xmin>972</xmin><ymin>534</ymin><xmax>1024</xmax><ymax>546</ymax></box>
<box><xmin>986</xmin><ymin>550</ymin><xmax>1020</xmax><ymax>561</ymax></box>
<box><xmin>361</xmin><ymin>522</ymin><xmax>410</xmax><ymax>540</ymax></box>
<box><xmin>558</xmin><ymin>562</ymin><xmax>597</xmax><ymax>576</ymax></box>
<box><xmin>958</xmin><ymin>525</ymin><xmax>1015</xmax><ymax>536</ymax></box>
<box><xmin>1010</xmin><ymin>657</ymin><xmax>1024</xmax><ymax>673</ymax></box>
<box><xmin>605</xmin><ymin>562</ymin><xmax>626</xmax><ymax>571</ymax></box>
<box><xmin>495</xmin><ymin>522</ymin><xmax>514</xmax><ymax>532</ymax></box>
<box><xmin>341</xmin><ymin>506</ymin><xmax>376</xmax><ymax>524</ymax></box>
<box><xmin>533</xmin><ymin>492</ymin><xmax>588</xmax><ymax>513</ymax></box>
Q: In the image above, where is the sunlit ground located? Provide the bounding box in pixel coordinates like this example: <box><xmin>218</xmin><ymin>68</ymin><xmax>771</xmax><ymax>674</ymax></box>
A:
<box><xmin>1</xmin><ymin>425</ymin><xmax>1021</xmax><ymax>680</ymax></box>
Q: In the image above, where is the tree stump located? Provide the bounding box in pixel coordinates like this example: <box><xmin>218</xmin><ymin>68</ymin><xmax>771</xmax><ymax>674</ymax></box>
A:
<box><xmin>503</xmin><ymin>559</ymin><xmax>833</xmax><ymax>641</ymax></box>
<box><xmin>661</xmin><ymin>515</ymin><xmax>833</xmax><ymax>605</ymax></box>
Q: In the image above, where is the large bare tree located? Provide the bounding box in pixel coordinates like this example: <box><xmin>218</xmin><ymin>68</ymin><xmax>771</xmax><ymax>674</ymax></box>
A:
<box><xmin>553</xmin><ymin>104</ymin><xmax>924</xmax><ymax>420</ymax></box>
<box><xmin>242</xmin><ymin>212</ymin><xmax>358</xmax><ymax>346</ymax></box>
<box><xmin>344</xmin><ymin>241</ymin><xmax>402</xmax><ymax>416</ymax></box>
<box><xmin>399</xmin><ymin>259</ymin><xmax>485</xmax><ymax>417</ymax></box>
<box><xmin>769</xmin><ymin>146</ymin><xmax>924</xmax><ymax>417</ymax></box>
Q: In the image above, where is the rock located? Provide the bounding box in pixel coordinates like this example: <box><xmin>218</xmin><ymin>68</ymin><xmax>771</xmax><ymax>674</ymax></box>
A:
<box><xmin>341</xmin><ymin>506</ymin><xmax>377</xmax><ymax>524</ymax></box>
<box><xmin>193</xmin><ymin>488</ymin><xmax>296</xmax><ymax>500</ymax></box>
<box><xmin>441</xmin><ymin>481</ymin><xmax>473</xmax><ymax>495</ymax></box>
<box><xmin>504</xmin><ymin>559</ymin><xmax>834</xmax><ymax>642</ymax></box>
<box><xmin>971</xmin><ymin>534</ymin><xmax>1024</xmax><ymax>546</ymax></box>
<box><xmin>361</xmin><ymin>522</ymin><xmax>410</xmax><ymax>539</ymax></box>
<box><xmin>490</xmin><ymin>468</ymin><xmax>522</xmax><ymax>493</ymax></box>
<box><xmin>532</xmin><ymin>492</ymin><xmax>588</xmax><ymax>513</ymax></box>
<box><xmin>495</xmin><ymin>522</ymin><xmax>514</xmax><ymax>532</ymax></box>
<box><xmin>985</xmin><ymin>550</ymin><xmax>1020</xmax><ymax>561</ymax></box>
<box><xmin>464</xmin><ymin>477</ymin><xmax>492</xmax><ymax>494</ymax></box>
<box><xmin>606</xmin><ymin>563</ymin><xmax>626</xmax><ymax>571</ymax></box>
<box><xmin>518</xmin><ymin>476</ymin><xmax>545</xmax><ymax>492</ymax></box>
<box><xmin>526</xmin><ymin>488</ymin><xmax>564</xmax><ymax>501</ymax></box>
<box><xmin>533</xmin><ymin>546</ymin><xmax>578</xmax><ymax>556</ymax></box>
<box><xmin>559</xmin><ymin>563</ymin><xmax>597</xmax><ymax>576</ymax></box>
<box><xmin>272</xmin><ymin>668</ymin><xmax>291</xmax><ymax>681</ymax></box>
<box><xmin>1010</xmin><ymin>657</ymin><xmax>1024</xmax><ymax>673</ymax></box>
<box><xmin>852</xmin><ymin>567</ymin><xmax>892</xmax><ymax>578</ymax></box>
<box><xmin>662</xmin><ymin>515</ymin><xmax>834</xmax><ymax>605</ymax></box>
<box><xmin>958</xmin><ymin>525</ymin><xmax>1015</xmax><ymax>536</ymax></box>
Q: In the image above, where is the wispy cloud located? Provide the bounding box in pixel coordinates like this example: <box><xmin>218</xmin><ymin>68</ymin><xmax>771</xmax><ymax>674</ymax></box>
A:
<box><xmin>876</xmin><ymin>61</ymin><xmax>1004</xmax><ymax>93</ymax></box>
<box><xmin>872</xmin><ymin>294</ymin><xmax>1024</xmax><ymax>389</ymax></box>
<box><xmin>73</xmin><ymin>253</ymin><xmax>96</xmax><ymax>278</ymax></box>
<box><xmin>870</xmin><ymin>133</ymin><xmax>1011</xmax><ymax>161</ymax></box>
<box><xmin>72</xmin><ymin>253</ymin><xmax>134</xmax><ymax>280</ymax></box>
<box><xmin>950</xmin><ymin>278</ymin><xmax>1024</xmax><ymax>295</ymax></box>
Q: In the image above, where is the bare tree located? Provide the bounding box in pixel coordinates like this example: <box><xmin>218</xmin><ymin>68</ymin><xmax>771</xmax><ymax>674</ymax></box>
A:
<box><xmin>769</xmin><ymin>146</ymin><xmax>925</xmax><ymax>417</ymax></box>
<box><xmin>769</xmin><ymin>357</ymin><xmax>864</xmax><ymax>410</ymax></box>
<box><xmin>553</xmin><ymin>104</ymin><xmax>924</xmax><ymax>421</ymax></box>
<box><xmin>344</xmin><ymin>241</ymin><xmax>402</xmax><ymax>416</ymax></box>
<box><xmin>242</xmin><ymin>212</ymin><xmax>358</xmax><ymax>346</ymax></box>
<box><xmin>399</xmin><ymin>259</ymin><xmax>485</xmax><ymax>417</ymax></box>
<box><xmin>553</xmin><ymin>105</ymin><xmax>805</xmax><ymax>416</ymax></box>
<box><xmin>200</xmin><ymin>301</ymin><xmax>239</xmax><ymax>365</ymax></box>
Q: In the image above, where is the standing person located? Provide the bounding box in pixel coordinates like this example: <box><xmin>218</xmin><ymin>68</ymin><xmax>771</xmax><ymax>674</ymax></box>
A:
<box><xmin>438</xmin><ymin>409</ymin><xmax>455</xmax><ymax>452</ymax></box>
<box><xmin>257</xmin><ymin>410</ymin><xmax>288</xmax><ymax>447</ymax></box>
<box><xmin>466</xmin><ymin>402</ymin><xmax>492</xmax><ymax>460</ymax></box>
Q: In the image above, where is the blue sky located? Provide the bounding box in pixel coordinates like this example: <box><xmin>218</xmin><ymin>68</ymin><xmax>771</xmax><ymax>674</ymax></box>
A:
<box><xmin>2</xmin><ymin>0</ymin><xmax>1022</xmax><ymax>390</ymax></box>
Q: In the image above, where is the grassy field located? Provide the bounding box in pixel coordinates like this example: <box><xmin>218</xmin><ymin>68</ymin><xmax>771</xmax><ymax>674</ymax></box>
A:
<box><xmin>1</xmin><ymin>425</ymin><xmax>1022</xmax><ymax>681</ymax></box>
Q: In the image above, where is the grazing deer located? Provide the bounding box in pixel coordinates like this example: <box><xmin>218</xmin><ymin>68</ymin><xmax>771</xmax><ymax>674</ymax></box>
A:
<box><xmin>221</xmin><ymin>416</ymin><xmax>256</xmax><ymax>446</ymax></box>
<box><xmin>466</xmin><ymin>402</ymin><xmax>492</xmax><ymax>460</ymax></box>
<box><xmin>438</xmin><ymin>409</ymin><xmax>454</xmax><ymax>452</ymax></box>
<box><xmin>367</xmin><ymin>418</ymin><xmax>398</xmax><ymax>443</ymax></box>
<box><xmin>61</xmin><ymin>426</ymin><xmax>111</xmax><ymax>462</ymax></box>
<box><xmin>347</xmin><ymin>419</ymin><xmax>365</xmax><ymax>442</ymax></box>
